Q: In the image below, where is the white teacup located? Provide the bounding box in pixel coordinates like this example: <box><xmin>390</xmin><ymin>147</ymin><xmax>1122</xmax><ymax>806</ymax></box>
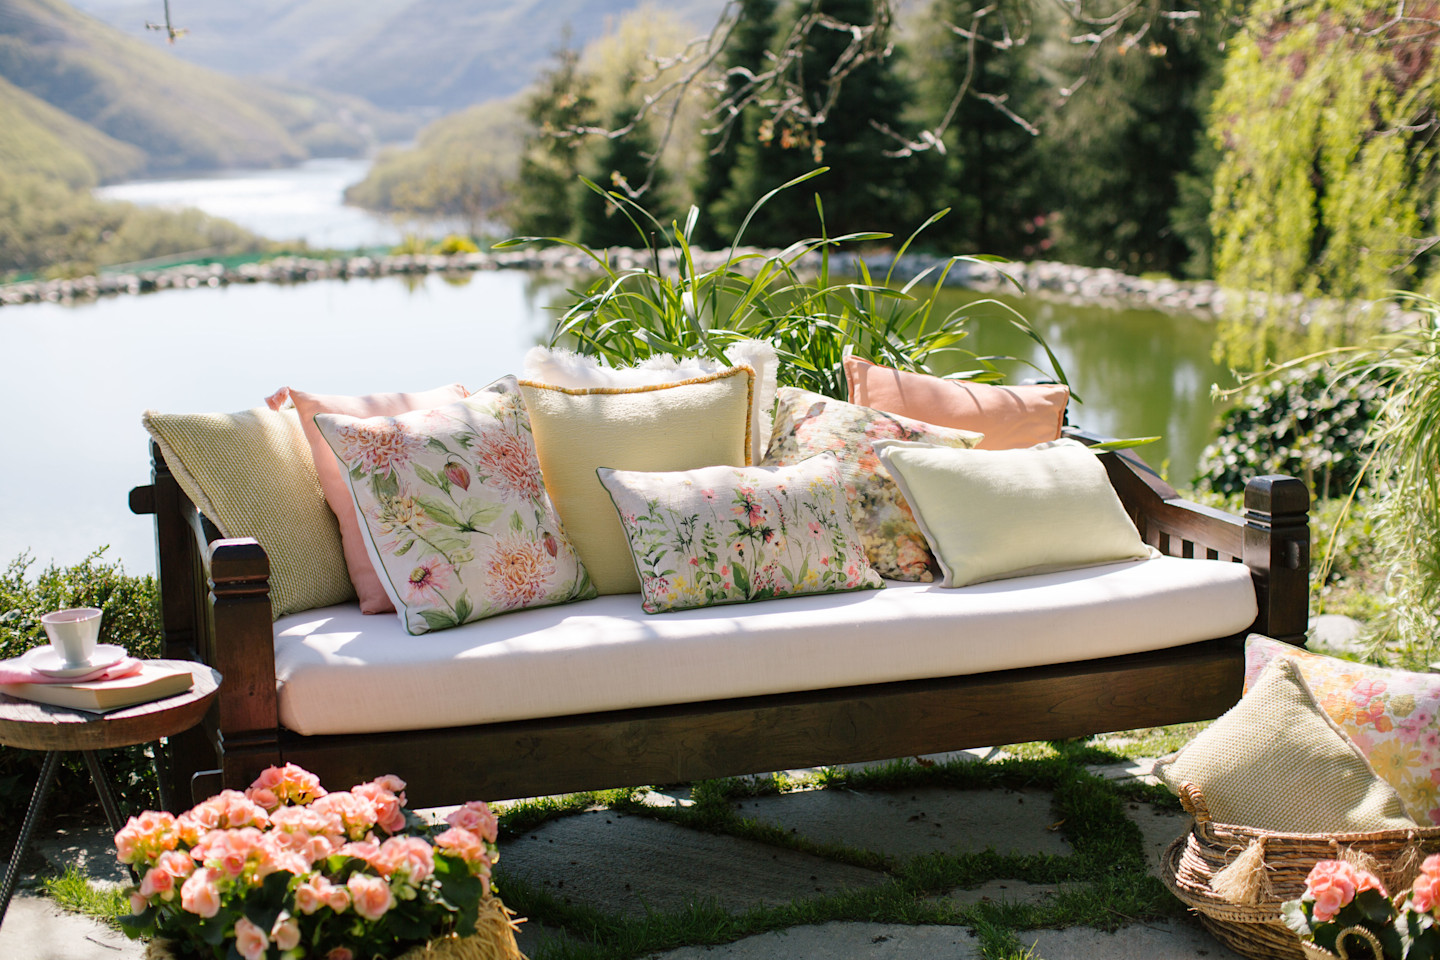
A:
<box><xmin>41</xmin><ymin>607</ymin><xmax>104</xmax><ymax>667</ymax></box>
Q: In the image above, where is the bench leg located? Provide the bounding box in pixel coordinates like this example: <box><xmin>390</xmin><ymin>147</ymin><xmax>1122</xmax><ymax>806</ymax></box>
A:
<box><xmin>0</xmin><ymin>751</ymin><xmax>62</xmax><ymax>930</ymax></box>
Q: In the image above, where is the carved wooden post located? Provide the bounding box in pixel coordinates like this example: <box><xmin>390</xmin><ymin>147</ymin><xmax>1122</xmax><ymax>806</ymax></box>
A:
<box><xmin>208</xmin><ymin>538</ymin><xmax>283</xmax><ymax>793</ymax></box>
<box><xmin>1243</xmin><ymin>475</ymin><xmax>1311</xmax><ymax>646</ymax></box>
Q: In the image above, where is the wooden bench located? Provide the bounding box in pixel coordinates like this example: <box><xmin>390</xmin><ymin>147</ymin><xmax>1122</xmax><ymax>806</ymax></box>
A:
<box><xmin>129</xmin><ymin>434</ymin><xmax>1310</xmax><ymax>809</ymax></box>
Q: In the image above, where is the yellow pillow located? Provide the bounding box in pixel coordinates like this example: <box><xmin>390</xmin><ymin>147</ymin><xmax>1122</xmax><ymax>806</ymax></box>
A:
<box><xmin>1155</xmin><ymin>658</ymin><xmax>1416</xmax><ymax>833</ymax></box>
<box><xmin>142</xmin><ymin>406</ymin><xmax>354</xmax><ymax>618</ymax></box>
<box><xmin>519</xmin><ymin>367</ymin><xmax>753</xmax><ymax>594</ymax></box>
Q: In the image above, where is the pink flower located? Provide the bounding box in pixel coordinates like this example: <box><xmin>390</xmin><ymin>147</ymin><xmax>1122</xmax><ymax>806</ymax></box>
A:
<box><xmin>701</xmin><ymin>489</ymin><xmax>716</xmax><ymax>502</ymax></box>
<box><xmin>180</xmin><ymin>867</ymin><xmax>221</xmax><ymax>918</ymax></box>
<box><xmin>372</xmin><ymin>836</ymin><xmax>434</xmax><ymax>884</ymax></box>
<box><xmin>1412</xmin><ymin>854</ymin><xmax>1440</xmax><ymax>913</ymax></box>
<box><xmin>115</xmin><ymin>810</ymin><xmax>180</xmax><ymax>866</ymax></box>
<box><xmin>271</xmin><ymin>914</ymin><xmax>301</xmax><ymax>952</ymax></box>
<box><xmin>336</xmin><ymin>419</ymin><xmax>421</xmax><ymax>477</ymax></box>
<box><xmin>402</xmin><ymin>556</ymin><xmax>453</xmax><ymax>604</ymax></box>
<box><xmin>808</xmin><ymin>522</ymin><xmax>824</xmax><ymax>538</ymax></box>
<box><xmin>129</xmin><ymin>891</ymin><xmax>148</xmax><ymax>915</ymax></box>
<box><xmin>353</xmin><ymin>781</ymin><xmax>407</xmax><ymax>835</ymax></box>
<box><xmin>327</xmin><ymin>949</ymin><xmax>354</xmax><ymax>960</ymax></box>
<box><xmin>347</xmin><ymin>873</ymin><xmax>394</xmax><ymax>921</ymax></box>
<box><xmin>444</xmin><ymin>461</ymin><xmax>471</xmax><ymax>491</ymax></box>
<box><xmin>1306</xmin><ymin>860</ymin><xmax>1383</xmax><ymax>922</ymax></box>
<box><xmin>483</xmin><ymin>532</ymin><xmax>557</xmax><ymax>610</ymax></box>
<box><xmin>473</xmin><ymin>425</ymin><xmax>544</xmax><ymax>503</ymax></box>
<box><xmin>139</xmin><ymin>866</ymin><xmax>174</xmax><ymax>899</ymax></box>
<box><xmin>192</xmin><ymin>826</ymin><xmax>266</xmax><ymax>879</ymax></box>
<box><xmin>311</xmin><ymin>791</ymin><xmax>379</xmax><ymax>841</ymax></box>
<box><xmin>435</xmin><ymin>826</ymin><xmax>492</xmax><ymax>877</ymax></box>
<box><xmin>233</xmin><ymin>916</ymin><xmax>269</xmax><ymax>960</ymax></box>
<box><xmin>445</xmin><ymin>801</ymin><xmax>498</xmax><ymax>843</ymax></box>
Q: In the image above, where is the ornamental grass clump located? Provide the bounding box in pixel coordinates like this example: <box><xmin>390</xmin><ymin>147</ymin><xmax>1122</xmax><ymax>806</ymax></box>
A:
<box><xmin>496</xmin><ymin>168</ymin><xmax>1068</xmax><ymax>400</ymax></box>
<box><xmin>116</xmin><ymin>763</ymin><xmax>520</xmax><ymax>960</ymax></box>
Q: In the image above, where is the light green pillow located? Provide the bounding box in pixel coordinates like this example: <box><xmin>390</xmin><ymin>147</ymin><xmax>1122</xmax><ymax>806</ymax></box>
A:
<box><xmin>870</xmin><ymin>438</ymin><xmax>1151</xmax><ymax>588</ymax></box>
<box><xmin>1154</xmin><ymin>657</ymin><xmax>1416</xmax><ymax>833</ymax></box>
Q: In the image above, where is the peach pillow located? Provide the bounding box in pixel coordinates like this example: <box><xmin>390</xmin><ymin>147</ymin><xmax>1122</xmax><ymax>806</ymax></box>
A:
<box><xmin>268</xmin><ymin>384</ymin><xmax>468</xmax><ymax>613</ymax></box>
<box><xmin>843</xmin><ymin>356</ymin><xmax>1068</xmax><ymax>450</ymax></box>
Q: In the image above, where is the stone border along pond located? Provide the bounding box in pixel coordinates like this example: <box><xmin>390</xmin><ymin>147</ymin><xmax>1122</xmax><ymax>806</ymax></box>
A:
<box><xmin>0</xmin><ymin>246</ymin><xmax>1405</xmax><ymax>325</ymax></box>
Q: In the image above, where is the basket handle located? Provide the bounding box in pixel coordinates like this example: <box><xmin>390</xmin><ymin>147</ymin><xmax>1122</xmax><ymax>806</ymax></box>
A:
<box><xmin>1332</xmin><ymin>925</ymin><xmax>1384</xmax><ymax>959</ymax></box>
<box><xmin>1178</xmin><ymin>783</ymin><xmax>1212</xmax><ymax>823</ymax></box>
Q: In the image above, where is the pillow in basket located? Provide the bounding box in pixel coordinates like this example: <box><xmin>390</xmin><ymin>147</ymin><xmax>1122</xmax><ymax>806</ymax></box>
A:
<box><xmin>314</xmin><ymin>376</ymin><xmax>596</xmax><ymax>635</ymax></box>
<box><xmin>871</xmin><ymin>438</ymin><xmax>1152</xmax><ymax>588</ymax></box>
<box><xmin>1155</xmin><ymin>657</ymin><xmax>1416</xmax><ymax>833</ymax></box>
<box><xmin>519</xmin><ymin>366</ymin><xmax>754</xmax><ymax>596</ymax></box>
<box><xmin>761</xmin><ymin>387</ymin><xmax>982</xmax><ymax>581</ymax></box>
<box><xmin>1246</xmin><ymin>634</ymin><xmax>1440</xmax><ymax>826</ymax></box>
<box><xmin>268</xmin><ymin>383</ymin><xmax>469</xmax><ymax>615</ymax></box>
<box><xmin>844</xmin><ymin>356</ymin><xmax>1069</xmax><ymax>450</ymax></box>
<box><xmin>142</xmin><ymin>405</ymin><xmax>353</xmax><ymax>618</ymax></box>
<box><xmin>597</xmin><ymin>453</ymin><xmax>884</xmax><ymax>613</ymax></box>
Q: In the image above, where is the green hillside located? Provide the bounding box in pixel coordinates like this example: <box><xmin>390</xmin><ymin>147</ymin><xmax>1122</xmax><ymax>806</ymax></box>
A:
<box><xmin>0</xmin><ymin>74</ymin><xmax>144</xmax><ymax>187</ymax></box>
<box><xmin>0</xmin><ymin>0</ymin><xmax>407</xmax><ymax>175</ymax></box>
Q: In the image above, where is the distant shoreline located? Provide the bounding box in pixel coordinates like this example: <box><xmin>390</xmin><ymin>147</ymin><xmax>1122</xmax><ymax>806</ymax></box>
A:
<box><xmin>0</xmin><ymin>247</ymin><xmax>1392</xmax><ymax>324</ymax></box>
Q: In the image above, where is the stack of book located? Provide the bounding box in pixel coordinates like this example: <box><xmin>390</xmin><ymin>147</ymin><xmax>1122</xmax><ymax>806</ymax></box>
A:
<box><xmin>0</xmin><ymin>657</ymin><xmax>192</xmax><ymax>713</ymax></box>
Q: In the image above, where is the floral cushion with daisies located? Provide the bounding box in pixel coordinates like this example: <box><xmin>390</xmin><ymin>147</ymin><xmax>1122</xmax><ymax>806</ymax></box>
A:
<box><xmin>597</xmin><ymin>453</ymin><xmax>884</xmax><ymax>613</ymax></box>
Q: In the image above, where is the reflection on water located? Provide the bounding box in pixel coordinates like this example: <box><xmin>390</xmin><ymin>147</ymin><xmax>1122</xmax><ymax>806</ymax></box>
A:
<box><xmin>0</xmin><ymin>270</ymin><xmax>1225</xmax><ymax>575</ymax></box>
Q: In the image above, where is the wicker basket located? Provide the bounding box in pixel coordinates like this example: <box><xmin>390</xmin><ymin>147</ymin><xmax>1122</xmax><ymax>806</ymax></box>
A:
<box><xmin>144</xmin><ymin>895</ymin><xmax>527</xmax><ymax>960</ymax></box>
<box><xmin>1161</xmin><ymin>783</ymin><xmax>1440</xmax><ymax>960</ymax></box>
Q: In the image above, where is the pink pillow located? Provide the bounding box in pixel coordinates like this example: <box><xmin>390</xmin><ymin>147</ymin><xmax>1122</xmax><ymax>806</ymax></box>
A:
<box><xmin>843</xmin><ymin>356</ymin><xmax>1068</xmax><ymax>450</ymax></box>
<box><xmin>267</xmin><ymin>384</ymin><xmax>468</xmax><ymax>614</ymax></box>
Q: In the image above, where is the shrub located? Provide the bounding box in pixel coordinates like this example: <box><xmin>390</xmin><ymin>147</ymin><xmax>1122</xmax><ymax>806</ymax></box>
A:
<box><xmin>1196</xmin><ymin>361</ymin><xmax>1388</xmax><ymax>499</ymax></box>
<box><xmin>0</xmin><ymin>549</ymin><xmax>164</xmax><ymax>832</ymax></box>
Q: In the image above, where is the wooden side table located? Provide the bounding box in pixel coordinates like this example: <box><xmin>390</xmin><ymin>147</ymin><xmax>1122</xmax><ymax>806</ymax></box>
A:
<box><xmin>0</xmin><ymin>659</ymin><xmax>220</xmax><ymax>928</ymax></box>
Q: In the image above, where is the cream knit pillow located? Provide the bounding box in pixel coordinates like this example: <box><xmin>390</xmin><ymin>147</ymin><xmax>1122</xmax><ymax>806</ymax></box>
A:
<box><xmin>1155</xmin><ymin>657</ymin><xmax>1416</xmax><ymax>832</ymax></box>
<box><xmin>142</xmin><ymin>406</ymin><xmax>354</xmax><ymax>618</ymax></box>
<box><xmin>519</xmin><ymin>366</ymin><xmax>753</xmax><ymax>595</ymax></box>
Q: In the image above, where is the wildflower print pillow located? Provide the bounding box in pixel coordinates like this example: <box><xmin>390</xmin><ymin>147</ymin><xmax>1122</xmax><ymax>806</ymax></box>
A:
<box><xmin>597</xmin><ymin>453</ymin><xmax>884</xmax><ymax>613</ymax></box>
<box><xmin>315</xmin><ymin>377</ymin><xmax>596</xmax><ymax>635</ymax></box>
<box><xmin>1245</xmin><ymin>634</ymin><xmax>1440</xmax><ymax>825</ymax></box>
<box><xmin>762</xmin><ymin>387</ymin><xmax>983</xmax><ymax>581</ymax></box>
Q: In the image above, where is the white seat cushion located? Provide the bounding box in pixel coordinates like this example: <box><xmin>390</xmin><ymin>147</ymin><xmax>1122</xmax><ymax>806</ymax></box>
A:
<box><xmin>272</xmin><ymin>555</ymin><xmax>1259</xmax><ymax>736</ymax></box>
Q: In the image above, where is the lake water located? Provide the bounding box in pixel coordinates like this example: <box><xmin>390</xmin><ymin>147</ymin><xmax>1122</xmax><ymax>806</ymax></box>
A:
<box><xmin>0</xmin><ymin>164</ymin><xmax>1230</xmax><ymax>576</ymax></box>
<box><xmin>94</xmin><ymin>157</ymin><xmax>419</xmax><ymax>250</ymax></box>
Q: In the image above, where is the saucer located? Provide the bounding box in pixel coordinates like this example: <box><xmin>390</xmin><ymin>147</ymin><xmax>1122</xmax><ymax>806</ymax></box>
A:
<box><xmin>28</xmin><ymin>644</ymin><xmax>127</xmax><ymax>678</ymax></box>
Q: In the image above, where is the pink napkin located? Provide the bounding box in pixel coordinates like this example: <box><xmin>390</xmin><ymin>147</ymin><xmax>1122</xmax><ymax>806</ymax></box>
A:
<box><xmin>0</xmin><ymin>647</ymin><xmax>143</xmax><ymax>685</ymax></box>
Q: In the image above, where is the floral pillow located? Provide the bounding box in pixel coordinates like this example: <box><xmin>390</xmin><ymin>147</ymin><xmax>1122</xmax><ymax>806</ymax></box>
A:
<box><xmin>314</xmin><ymin>377</ymin><xmax>596</xmax><ymax>635</ymax></box>
<box><xmin>761</xmin><ymin>387</ymin><xmax>983</xmax><ymax>581</ymax></box>
<box><xmin>1245</xmin><ymin>634</ymin><xmax>1440</xmax><ymax>825</ymax></box>
<box><xmin>596</xmin><ymin>453</ymin><xmax>884</xmax><ymax>614</ymax></box>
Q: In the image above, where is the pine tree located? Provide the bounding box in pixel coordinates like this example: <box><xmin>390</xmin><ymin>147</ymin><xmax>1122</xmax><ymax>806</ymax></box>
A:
<box><xmin>912</xmin><ymin>0</ymin><xmax>1046</xmax><ymax>257</ymax></box>
<box><xmin>573</xmin><ymin>93</ymin><xmax>675</xmax><ymax>249</ymax></box>
<box><xmin>512</xmin><ymin>47</ymin><xmax>596</xmax><ymax>238</ymax></box>
<box><xmin>691</xmin><ymin>0</ymin><xmax>779</xmax><ymax>249</ymax></box>
<box><xmin>715</xmin><ymin>0</ymin><xmax>922</xmax><ymax>246</ymax></box>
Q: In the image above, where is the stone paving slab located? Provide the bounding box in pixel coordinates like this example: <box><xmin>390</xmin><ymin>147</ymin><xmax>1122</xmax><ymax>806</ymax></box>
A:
<box><xmin>1026</xmin><ymin>919</ymin><xmax>1247</xmax><ymax>959</ymax></box>
<box><xmin>646</xmin><ymin>921</ymin><xmax>984</xmax><ymax>959</ymax></box>
<box><xmin>498</xmin><ymin>811</ymin><xmax>884</xmax><ymax>918</ymax></box>
<box><xmin>0</xmin><ymin>892</ymin><xmax>143</xmax><ymax>960</ymax></box>
<box><xmin>1125</xmin><ymin>802</ymin><xmax>1191</xmax><ymax>879</ymax></box>
<box><xmin>735</xmin><ymin>787</ymin><xmax>1071</xmax><ymax>861</ymax></box>
<box><xmin>32</xmin><ymin>822</ymin><xmax>132</xmax><ymax>888</ymax></box>
<box><xmin>932</xmin><ymin>878</ymin><xmax>1082</xmax><ymax>910</ymax></box>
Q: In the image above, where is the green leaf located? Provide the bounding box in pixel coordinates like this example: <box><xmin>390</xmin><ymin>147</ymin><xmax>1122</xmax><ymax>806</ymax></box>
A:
<box><xmin>454</xmin><ymin>593</ymin><xmax>473</xmax><ymax>624</ymax></box>
<box><xmin>732</xmin><ymin>564</ymin><xmax>752</xmax><ymax>597</ymax></box>
<box><xmin>415</xmin><ymin>496</ymin><xmax>464</xmax><ymax>529</ymax></box>
<box><xmin>393</xmin><ymin>538</ymin><xmax>415</xmax><ymax>557</ymax></box>
<box><xmin>1279</xmin><ymin>899</ymin><xmax>1312</xmax><ymax>936</ymax></box>
<box><xmin>419</xmin><ymin>609</ymin><xmax>459</xmax><ymax>631</ymax></box>
<box><xmin>426</xmin><ymin>438</ymin><xmax>451</xmax><ymax>455</ymax></box>
<box><xmin>510</xmin><ymin>510</ymin><xmax>525</xmax><ymax>533</ymax></box>
<box><xmin>414</xmin><ymin>463</ymin><xmax>443</xmax><ymax>490</ymax></box>
<box><xmin>371</xmin><ymin>470</ymin><xmax>400</xmax><ymax>502</ymax></box>
<box><xmin>464</xmin><ymin>500</ymin><xmax>504</xmax><ymax>530</ymax></box>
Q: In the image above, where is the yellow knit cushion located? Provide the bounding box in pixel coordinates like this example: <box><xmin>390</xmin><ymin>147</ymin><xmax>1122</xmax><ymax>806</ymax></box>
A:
<box><xmin>519</xmin><ymin>367</ymin><xmax>753</xmax><ymax>595</ymax></box>
<box><xmin>142</xmin><ymin>406</ymin><xmax>354</xmax><ymax>618</ymax></box>
<box><xmin>1156</xmin><ymin>658</ymin><xmax>1417</xmax><ymax>832</ymax></box>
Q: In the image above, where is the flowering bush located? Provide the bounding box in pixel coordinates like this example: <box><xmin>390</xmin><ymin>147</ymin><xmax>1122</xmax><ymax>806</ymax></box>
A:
<box><xmin>1281</xmin><ymin>856</ymin><xmax>1440</xmax><ymax>959</ymax></box>
<box><xmin>115</xmin><ymin>764</ymin><xmax>503</xmax><ymax>960</ymax></box>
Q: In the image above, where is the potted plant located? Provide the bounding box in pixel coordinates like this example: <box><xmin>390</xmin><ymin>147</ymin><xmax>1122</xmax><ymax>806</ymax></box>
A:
<box><xmin>115</xmin><ymin>763</ymin><xmax>524</xmax><ymax>960</ymax></box>
<box><xmin>1283</xmin><ymin>855</ymin><xmax>1440</xmax><ymax>959</ymax></box>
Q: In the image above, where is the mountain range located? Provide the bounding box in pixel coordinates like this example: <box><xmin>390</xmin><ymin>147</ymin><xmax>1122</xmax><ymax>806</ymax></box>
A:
<box><xmin>63</xmin><ymin>0</ymin><xmax>729</xmax><ymax>113</ymax></box>
<box><xmin>0</xmin><ymin>0</ymin><xmax>415</xmax><ymax>181</ymax></box>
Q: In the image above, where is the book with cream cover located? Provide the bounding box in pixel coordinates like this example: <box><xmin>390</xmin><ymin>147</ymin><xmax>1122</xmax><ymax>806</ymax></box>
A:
<box><xmin>0</xmin><ymin>663</ymin><xmax>193</xmax><ymax>712</ymax></box>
